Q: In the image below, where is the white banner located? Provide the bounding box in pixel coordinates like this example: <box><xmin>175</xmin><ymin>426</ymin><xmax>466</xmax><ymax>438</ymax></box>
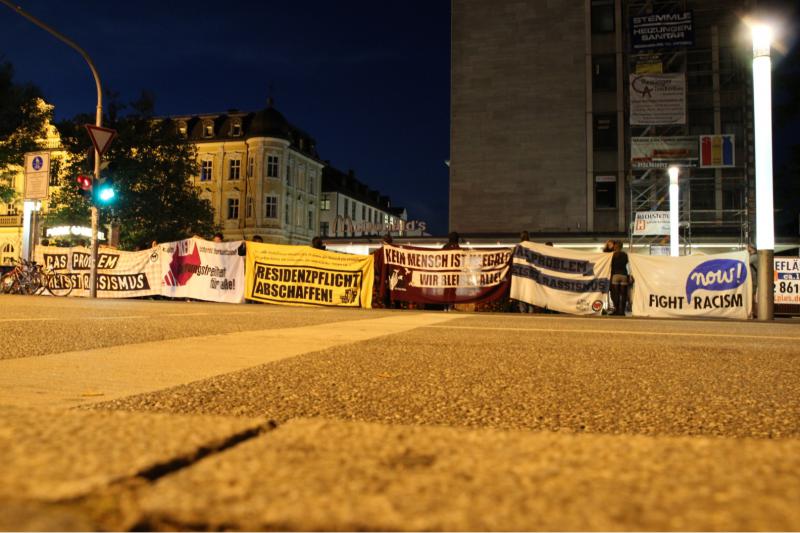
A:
<box><xmin>775</xmin><ymin>257</ymin><xmax>800</xmax><ymax>304</ymax></box>
<box><xmin>630</xmin><ymin>74</ymin><xmax>686</xmax><ymax>125</ymax></box>
<box><xmin>510</xmin><ymin>242</ymin><xmax>612</xmax><ymax>315</ymax></box>
<box><xmin>633</xmin><ymin>211</ymin><xmax>671</xmax><ymax>236</ymax></box>
<box><xmin>630</xmin><ymin>251</ymin><xmax>752</xmax><ymax>319</ymax></box>
<box><xmin>630</xmin><ymin>136</ymin><xmax>698</xmax><ymax>169</ymax></box>
<box><xmin>35</xmin><ymin>246</ymin><xmax>161</xmax><ymax>298</ymax></box>
<box><xmin>160</xmin><ymin>237</ymin><xmax>245</xmax><ymax>303</ymax></box>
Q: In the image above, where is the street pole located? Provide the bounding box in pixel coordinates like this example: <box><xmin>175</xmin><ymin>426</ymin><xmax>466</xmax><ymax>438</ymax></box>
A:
<box><xmin>752</xmin><ymin>24</ymin><xmax>774</xmax><ymax>321</ymax></box>
<box><xmin>1</xmin><ymin>0</ymin><xmax>103</xmax><ymax>298</ymax></box>
<box><xmin>668</xmin><ymin>166</ymin><xmax>680</xmax><ymax>257</ymax></box>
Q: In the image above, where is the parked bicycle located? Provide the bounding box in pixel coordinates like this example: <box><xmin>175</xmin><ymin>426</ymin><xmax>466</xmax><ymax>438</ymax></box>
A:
<box><xmin>0</xmin><ymin>258</ymin><xmax>73</xmax><ymax>297</ymax></box>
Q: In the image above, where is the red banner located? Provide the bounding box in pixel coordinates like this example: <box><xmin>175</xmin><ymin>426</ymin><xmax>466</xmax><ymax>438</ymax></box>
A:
<box><xmin>376</xmin><ymin>244</ymin><xmax>512</xmax><ymax>305</ymax></box>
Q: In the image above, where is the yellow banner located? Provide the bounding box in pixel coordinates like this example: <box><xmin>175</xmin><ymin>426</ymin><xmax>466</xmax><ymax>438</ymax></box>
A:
<box><xmin>245</xmin><ymin>243</ymin><xmax>374</xmax><ymax>308</ymax></box>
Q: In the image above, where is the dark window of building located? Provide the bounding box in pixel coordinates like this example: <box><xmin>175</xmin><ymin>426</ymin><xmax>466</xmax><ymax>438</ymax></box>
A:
<box><xmin>595</xmin><ymin>175</ymin><xmax>617</xmax><ymax>208</ymax></box>
<box><xmin>591</xmin><ymin>0</ymin><xmax>615</xmax><ymax>33</ymax></box>
<box><xmin>265</xmin><ymin>196</ymin><xmax>278</xmax><ymax>219</ymax></box>
<box><xmin>593</xmin><ymin>114</ymin><xmax>617</xmax><ymax>150</ymax></box>
<box><xmin>200</xmin><ymin>160</ymin><xmax>213</xmax><ymax>181</ymax></box>
<box><xmin>320</xmin><ymin>221</ymin><xmax>329</xmax><ymax>237</ymax></box>
<box><xmin>592</xmin><ymin>55</ymin><xmax>616</xmax><ymax>92</ymax></box>
<box><xmin>231</xmin><ymin>120</ymin><xmax>242</xmax><ymax>137</ymax></box>
<box><xmin>227</xmin><ymin>198</ymin><xmax>239</xmax><ymax>219</ymax></box>
<box><xmin>266</xmin><ymin>155</ymin><xmax>279</xmax><ymax>178</ymax></box>
<box><xmin>228</xmin><ymin>159</ymin><xmax>240</xmax><ymax>180</ymax></box>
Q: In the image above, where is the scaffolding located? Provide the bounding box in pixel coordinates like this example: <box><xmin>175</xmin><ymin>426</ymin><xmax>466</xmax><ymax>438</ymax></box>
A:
<box><xmin>624</xmin><ymin>0</ymin><xmax>753</xmax><ymax>253</ymax></box>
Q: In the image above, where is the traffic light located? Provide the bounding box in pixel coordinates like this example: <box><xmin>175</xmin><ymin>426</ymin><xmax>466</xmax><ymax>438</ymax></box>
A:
<box><xmin>95</xmin><ymin>176</ymin><xmax>116</xmax><ymax>204</ymax></box>
<box><xmin>76</xmin><ymin>174</ymin><xmax>92</xmax><ymax>200</ymax></box>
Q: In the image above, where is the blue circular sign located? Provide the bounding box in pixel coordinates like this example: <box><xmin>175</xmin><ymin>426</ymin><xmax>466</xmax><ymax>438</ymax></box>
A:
<box><xmin>32</xmin><ymin>156</ymin><xmax>43</xmax><ymax>171</ymax></box>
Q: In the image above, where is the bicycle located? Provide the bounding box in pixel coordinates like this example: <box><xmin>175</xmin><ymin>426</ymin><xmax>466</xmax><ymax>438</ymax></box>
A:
<box><xmin>0</xmin><ymin>258</ymin><xmax>74</xmax><ymax>297</ymax></box>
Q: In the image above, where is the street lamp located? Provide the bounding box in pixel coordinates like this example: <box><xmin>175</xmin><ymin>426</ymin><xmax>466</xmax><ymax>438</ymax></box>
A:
<box><xmin>2</xmin><ymin>0</ymin><xmax>104</xmax><ymax>298</ymax></box>
<box><xmin>668</xmin><ymin>165</ymin><xmax>680</xmax><ymax>257</ymax></box>
<box><xmin>752</xmin><ymin>23</ymin><xmax>774</xmax><ymax>320</ymax></box>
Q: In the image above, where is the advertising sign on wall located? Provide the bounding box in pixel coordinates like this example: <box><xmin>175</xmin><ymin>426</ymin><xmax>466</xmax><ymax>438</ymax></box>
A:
<box><xmin>629</xmin><ymin>251</ymin><xmax>752</xmax><ymax>319</ymax></box>
<box><xmin>631</xmin><ymin>11</ymin><xmax>694</xmax><ymax>50</ymax></box>
<box><xmin>630</xmin><ymin>74</ymin><xmax>686</xmax><ymax>125</ymax></box>
<box><xmin>160</xmin><ymin>237</ymin><xmax>245</xmax><ymax>303</ymax></box>
<box><xmin>774</xmin><ymin>257</ymin><xmax>800</xmax><ymax>304</ymax></box>
<box><xmin>631</xmin><ymin>136</ymin><xmax>698</xmax><ymax>169</ymax></box>
<box><xmin>245</xmin><ymin>243</ymin><xmax>374</xmax><ymax>307</ymax></box>
<box><xmin>633</xmin><ymin>211</ymin><xmax>672</xmax><ymax>236</ymax></box>
<box><xmin>699</xmin><ymin>134</ymin><xmax>735</xmax><ymax>168</ymax></box>
<box><xmin>510</xmin><ymin>242</ymin><xmax>612</xmax><ymax>315</ymax></box>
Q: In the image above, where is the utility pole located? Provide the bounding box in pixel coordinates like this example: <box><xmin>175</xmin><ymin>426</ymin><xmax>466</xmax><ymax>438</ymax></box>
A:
<box><xmin>2</xmin><ymin>0</ymin><xmax>103</xmax><ymax>297</ymax></box>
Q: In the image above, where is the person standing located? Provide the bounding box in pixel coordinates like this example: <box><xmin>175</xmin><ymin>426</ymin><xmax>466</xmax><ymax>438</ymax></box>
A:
<box><xmin>516</xmin><ymin>231</ymin><xmax>533</xmax><ymax>313</ymax></box>
<box><xmin>610</xmin><ymin>240</ymin><xmax>630</xmax><ymax>316</ymax></box>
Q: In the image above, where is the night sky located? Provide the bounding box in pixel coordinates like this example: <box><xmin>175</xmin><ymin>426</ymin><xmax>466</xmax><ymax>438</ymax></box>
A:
<box><xmin>0</xmin><ymin>0</ymin><xmax>451</xmax><ymax>233</ymax></box>
<box><xmin>2</xmin><ymin>2</ymin><xmax>799</xmax><ymax>237</ymax></box>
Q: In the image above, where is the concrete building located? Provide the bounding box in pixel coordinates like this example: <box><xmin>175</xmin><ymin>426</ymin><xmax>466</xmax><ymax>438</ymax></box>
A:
<box><xmin>319</xmin><ymin>166</ymin><xmax>415</xmax><ymax>238</ymax></box>
<box><xmin>177</xmin><ymin>100</ymin><xmax>324</xmax><ymax>244</ymax></box>
<box><xmin>450</xmin><ymin>0</ymin><xmax>765</xmax><ymax>252</ymax></box>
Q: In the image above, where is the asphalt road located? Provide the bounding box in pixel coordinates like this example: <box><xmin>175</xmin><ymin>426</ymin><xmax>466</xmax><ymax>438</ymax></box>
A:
<box><xmin>1</xmin><ymin>295</ymin><xmax>799</xmax><ymax>530</ymax></box>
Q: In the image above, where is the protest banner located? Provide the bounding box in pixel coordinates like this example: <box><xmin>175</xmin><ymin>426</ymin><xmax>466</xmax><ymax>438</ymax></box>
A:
<box><xmin>245</xmin><ymin>243</ymin><xmax>374</xmax><ymax>307</ymax></box>
<box><xmin>510</xmin><ymin>242</ymin><xmax>612</xmax><ymax>315</ymax></box>
<box><xmin>377</xmin><ymin>244</ymin><xmax>512</xmax><ymax>305</ymax></box>
<box><xmin>630</xmin><ymin>74</ymin><xmax>686</xmax><ymax>125</ymax></box>
<box><xmin>35</xmin><ymin>245</ymin><xmax>161</xmax><ymax>298</ymax></box>
<box><xmin>160</xmin><ymin>237</ymin><xmax>245</xmax><ymax>303</ymax></box>
<box><xmin>629</xmin><ymin>251</ymin><xmax>752</xmax><ymax>319</ymax></box>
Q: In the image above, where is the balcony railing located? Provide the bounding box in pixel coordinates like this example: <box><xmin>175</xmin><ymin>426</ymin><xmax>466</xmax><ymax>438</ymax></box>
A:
<box><xmin>0</xmin><ymin>215</ymin><xmax>23</xmax><ymax>227</ymax></box>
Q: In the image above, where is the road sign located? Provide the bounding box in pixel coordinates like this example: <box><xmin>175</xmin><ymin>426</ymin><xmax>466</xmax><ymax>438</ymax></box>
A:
<box><xmin>85</xmin><ymin>124</ymin><xmax>117</xmax><ymax>156</ymax></box>
<box><xmin>23</xmin><ymin>151</ymin><xmax>50</xmax><ymax>200</ymax></box>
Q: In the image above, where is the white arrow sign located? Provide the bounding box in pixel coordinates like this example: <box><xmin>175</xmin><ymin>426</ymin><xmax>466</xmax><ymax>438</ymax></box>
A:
<box><xmin>85</xmin><ymin>124</ymin><xmax>117</xmax><ymax>156</ymax></box>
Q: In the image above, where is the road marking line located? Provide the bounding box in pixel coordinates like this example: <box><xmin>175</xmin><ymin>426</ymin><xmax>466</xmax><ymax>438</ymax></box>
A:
<box><xmin>0</xmin><ymin>313</ymin><xmax>461</xmax><ymax>409</ymax></box>
<box><xmin>0</xmin><ymin>311</ymin><xmax>262</xmax><ymax>323</ymax></box>
<box><xmin>421</xmin><ymin>325</ymin><xmax>800</xmax><ymax>341</ymax></box>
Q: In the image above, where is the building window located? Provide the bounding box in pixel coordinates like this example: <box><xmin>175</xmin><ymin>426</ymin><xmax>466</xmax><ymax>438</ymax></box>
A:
<box><xmin>592</xmin><ymin>55</ymin><xmax>616</xmax><ymax>92</ymax></box>
<box><xmin>593</xmin><ymin>114</ymin><xmax>617</xmax><ymax>150</ymax></box>
<box><xmin>247</xmin><ymin>156</ymin><xmax>254</xmax><ymax>178</ymax></box>
<box><xmin>320</xmin><ymin>194</ymin><xmax>330</xmax><ymax>211</ymax></box>
<box><xmin>308</xmin><ymin>209</ymin><xmax>314</xmax><ymax>230</ymax></box>
<box><xmin>307</xmin><ymin>174</ymin><xmax>314</xmax><ymax>194</ymax></box>
<box><xmin>227</xmin><ymin>198</ymin><xmax>239</xmax><ymax>219</ymax></box>
<box><xmin>203</xmin><ymin>120</ymin><xmax>214</xmax><ymax>138</ymax></box>
<box><xmin>591</xmin><ymin>0</ymin><xmax>615</xmax><ymax>33</ymax></box>
<box><xmin>229</xmin><ymin>159</ymin><xmax>241</xmax><ymax>180</ymax></box>
<box><xmin>5</xmin><ymin>203</ymin><xmax>17</xmax><ymax>215</ymax></box>
<box><xmin>351</xmin><ymin>202</ymin><xmax>356</xmax><ymax>219</ymax></box>
<box><xmin>285</xmin><ymin>199</ymin><xmax>290</xmax><ymax>224</ymax></box>
<box><xmin>595</xmin><ymin>175</ymin><xmax>617</xmax><ymax>208</ymax></box>
<box><xmin>177</xmin><ymin>121</ymin><xmax>188</xmax><ymax>137</ymax></box>
<box><xmin>343</xmin><ymin>198</ymin><xmax>348</xmax><ymax>217</ymax></box>
<box><xmin>265</xmin><ymin>196</ymin><xmax>278</xmax><ymax>219</ymax></box>
<box><xmin>231</xmin><ymin>120</ymin><xmax>242</xmax><ymax>137</ymax></box>
<box><xmin>320</xmin><ymin>221</ymin><xmax>329</xmax><ymax>236</ymax></box>
<box><xmin>266</xmin><ymin>155</ymin><xmax>279</xmax><ymax>178</ymax></box>
<box><xmin>200</xmin><ymin>160</ymin><xmax>213</xmax><ymax>181</ymax></box>
<box><xmin>246</xmin><ymin>196</ymin><xmax>253</xmax><ymax>218</ymax></box>
<box><xmin>296</xmin><ymin>195</ymin><xmax>303</xmax><ymax>226</ymax></box>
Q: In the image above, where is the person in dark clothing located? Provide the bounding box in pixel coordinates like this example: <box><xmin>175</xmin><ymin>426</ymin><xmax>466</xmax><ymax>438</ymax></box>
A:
<box><xmin>311</xmin><ymin>236</ymin><xmax>326</xmax><ymax>250</ymax></box>
<box><xmin>443</xmin><ymin>232</ymin><xmax>461</xmax><ymax>250</ymax></box>
<box><xmin>610</xmin><ymin>240</ymin><xmax>629</xmax><ymax>316</ymax></box>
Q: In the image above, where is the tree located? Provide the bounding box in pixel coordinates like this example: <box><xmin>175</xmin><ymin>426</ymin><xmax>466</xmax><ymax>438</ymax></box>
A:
<box><xmin>47</xmin><ymin>92</ymin><xmax>217</xmax><ymax>249</ymax></box>
<box><xmin>0</xmin><ymin>60</ymin><xmax>50</xmax><ymax>203</ymax></box>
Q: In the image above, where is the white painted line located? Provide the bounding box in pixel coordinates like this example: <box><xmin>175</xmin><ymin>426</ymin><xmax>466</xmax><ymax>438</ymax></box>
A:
<box><xmin>0</xmin><ymin>311</ymin><xmax>262</xmax><ymax>323</ymax></box>
<box><xmin>421</xmin><ymin>325</ymin><xmax>800</xmax><ymax>341</ymax></box>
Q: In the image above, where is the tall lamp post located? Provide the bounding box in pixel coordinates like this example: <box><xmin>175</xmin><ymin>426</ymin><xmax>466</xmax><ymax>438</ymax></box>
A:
<box><xmin>668</xmin><ymin>165</ymin><xmax>680</xmax><ymax>257</ymax></box>
<box><xmin>752</xmin><ymin>24</ymin><xmax>774</xmax><ymax>320</ymax></box>
<box><xmin>2</xmin><ymin>0</ymin><xmax>103</xmax><ymax>298</ymax></box>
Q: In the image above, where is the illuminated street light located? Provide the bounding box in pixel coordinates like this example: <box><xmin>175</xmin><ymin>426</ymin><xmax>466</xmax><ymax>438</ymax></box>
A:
<box><xmin>752</xmin><ymin>22</ymin><xmax>774</xmax><ymax>320</ymax></box>
<box><xmin>668</xmin><ymin>166</ymin><xmax>680</xmax><ymax>257</ymax></box>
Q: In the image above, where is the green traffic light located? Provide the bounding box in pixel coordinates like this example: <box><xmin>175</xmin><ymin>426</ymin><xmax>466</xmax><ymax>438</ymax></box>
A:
<box><xmin>98</xmin><ymin>186</ymin><xmax>115</xmax><ymax>202</ymax></box>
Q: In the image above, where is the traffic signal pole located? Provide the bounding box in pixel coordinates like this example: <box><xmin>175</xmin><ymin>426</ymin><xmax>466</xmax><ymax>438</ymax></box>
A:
<box><xmin>2</xmin><ymin>0</ymin><xmax>103</xmax><ymax>297</ymax></box>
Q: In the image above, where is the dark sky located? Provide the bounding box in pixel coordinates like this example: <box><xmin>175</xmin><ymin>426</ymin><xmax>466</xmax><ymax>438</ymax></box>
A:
<box><xmin>0</xmin><ymin>0</ymin><xmax>452</xmax><ymax>233</ymax></box>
